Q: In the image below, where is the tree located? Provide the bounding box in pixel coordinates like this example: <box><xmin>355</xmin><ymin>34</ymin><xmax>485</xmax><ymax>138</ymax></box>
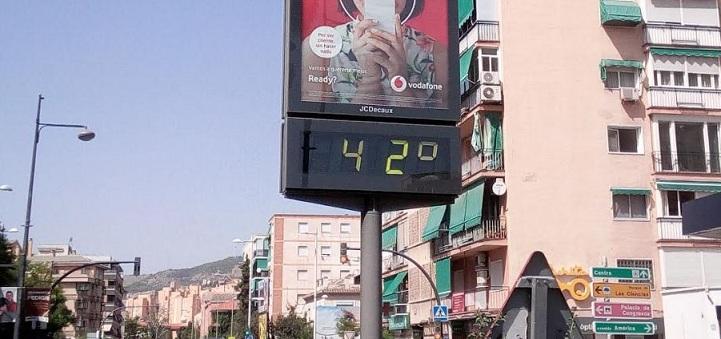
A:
<box><xmin>145</xmin><ymin>307</ymin><xmax>170</xmax><ymax>339</ymax></box>
<box><xmin>24</xmin><ymin>262</ymin><xmax>75</xmax><ymax>335</ymax></box>
<box><xmin>271</xmin><ymin>306</ymin><xmax>313</xmax><ymax>339</ymax></box>
<box><xmin>233</xmin><ymin>257</ymin><xmax>255</xmax><ymax>336</ymax></box>
<box><xmin>0</xmin><ymin>232</ymin><xmax>16</xmax><ymax>286</ymax></box>
<box><xmin>124</xmin><ymin>316</ymin><xmax>143</xmax><ymax>338</ymax></box>
<box><xmin>336</xmin><ymin>310</ymin><xmax>359</xmax><ymax>338</ymax></box>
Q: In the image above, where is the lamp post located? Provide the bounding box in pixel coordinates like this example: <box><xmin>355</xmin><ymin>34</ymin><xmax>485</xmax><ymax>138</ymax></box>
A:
<box><xmin>13</xmin><ymin>94</ymin><xmax>95</xmax><ymax>339</ymax></box>
<box><xmin>301</xmin><ymin>231</ymin><xmax>324</xmax><ymax>339</ymax></box>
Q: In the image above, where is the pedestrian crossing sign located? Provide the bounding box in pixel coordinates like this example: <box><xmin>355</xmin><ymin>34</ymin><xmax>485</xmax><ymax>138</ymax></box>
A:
<box><xmin>432</xmin><ymin>305</ymin><xmax>449</xmax><ymax>322</ymax></box>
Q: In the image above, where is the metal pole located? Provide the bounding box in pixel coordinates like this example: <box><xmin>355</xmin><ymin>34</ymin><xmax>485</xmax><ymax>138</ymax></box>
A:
<box><xmin>231</xmin><ymin>306</ymin><xmax>234</xmax><ymax>337</ymax></box>
<box><xmin>13</xmin><ymin>94</ymin><xmax>43</xmax><ymax>339</ymax></box>
<box><xmin>248</xmin><ymin>253</ymin><xmax>253</xmax><ymax>333</ymax></box>
<box><xmin>313</xmin><ymin>231</ymin><xmax>318</xmax><ymax>339</ymax></box>
<box><xmin>529</xmin><ymin>278</ymin><xmax>548</xmax><ymax>339</ymax></box>
<box><xmin>360</xmin><ymin>200</ymin><xmax>382</xmax><ymax>339</ymax></box>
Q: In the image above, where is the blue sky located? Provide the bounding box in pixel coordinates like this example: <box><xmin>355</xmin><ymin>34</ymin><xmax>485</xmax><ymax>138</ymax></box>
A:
<box><xmin>0</xmin><ymin>1</ymin><xmax>346</xmax><ymax>273</ymax></box>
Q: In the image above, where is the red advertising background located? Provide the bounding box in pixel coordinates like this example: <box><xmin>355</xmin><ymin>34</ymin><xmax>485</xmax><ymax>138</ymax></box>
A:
<box><xmin>302</xmin><ymin>0</ymin><xmax>449</xmax><ymax>45</ymax></box>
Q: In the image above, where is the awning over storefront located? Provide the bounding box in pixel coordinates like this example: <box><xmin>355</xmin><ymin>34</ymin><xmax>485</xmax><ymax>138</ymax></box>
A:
<box><xmin>255</xmin><ymin>258</ymin><xmax>268</xmax><ymax>271</ymax></box>
<box><xmin>599</xmin><ymin>59</ymin><xmax>643</xmax><ymax>81</ymax></box>
<box><xmin>458</xmin><ymin>0</ymin><xmax>474</xmax><ymax>27</ymax></box>
<box><xmin>382</xmin><ymin>225</ymin><xmax>398</xmax><ymax>250</ymax></box>
<box><xmin>600</xmin><ymin>0</ymin><xmax>642</xmax><ymax>26</ymax></box>
<box><xmin>656</xmin><ymin>180</ymin><xmax>721</xmax><ymax>193</ymax></box>
<box><xmin>610</xmin><ymin>187</ymin><xmax>651</xmax><ymax>195</ymax></box>
<box><xmin>650</xmin><ymin>47</ymin><xmax>721</xmax><ymax>58</ymax></box>
<box><xmin>435</xmin><ymin>258</ymin><xmax>451</xmax><ymax>297</ymax></box>
<box><xmin>422</xmin><ymin>205</ymin><xmax>447</xmax><ymax>241</ymax></box>
<box><xmin>460</xmin><ymin>48</ymin><xmax>474</xmax><ymax>83</ymax></box>
<box><xmin>382</xmin><ymin>271</ymin><xmax>408</xmax><ymax>304</ymax></box>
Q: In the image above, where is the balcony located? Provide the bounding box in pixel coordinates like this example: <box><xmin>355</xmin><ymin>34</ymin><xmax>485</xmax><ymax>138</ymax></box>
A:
<box><xmin>652</xmin><ymin>151</ymin><xmax>721</xmax><ymax>174</ymax></box>
<box><xmin>254</xmin><ymin>249</ymin><xmax>269</xmax><ymax>257</ymax></box>
<box><xmin>388</xmin><ymin>314</ymin><xmax>410</xmax><ymax>330</ymax></box>
<box><xmin>459</xmin><ymin>21</ymin><xmax>500</xmax><ymax>53</ymax></box>
<box><xmin>461</xmin><ymin>84</ymin><xmax>502</xmax><ymax>111</ymax></box>
<box><xmin>657</xmin><ymin>217</ymin><xmax>689</xmax><ymax>240</ymax></box>
<box><xmin>648</xmin><ymin>87</ymin><xmax>721</xmax><ymax>110</ymax></box>
<box><xmin>383</xmin><ymin>255</ymin><xmax>405</xmax><ymax>271</ymax></box>
<box><xmin>462</xmin><ymin>150</ymin><xmax>504</xmax><ymax>178</ymax></box>
<box><xmin>434</xmin><ymin>219</ymin><xmax>506</xmax><ymax>255</ymax></box>
<box><xmin>645</xmin><ymin>24</ymin><xmax>721</xmax><ymax>48</ymax></box>
<box><xmin>444</xmin><ymin>287</ymin><xmax>509</xmax><ymax>315</ymax></box>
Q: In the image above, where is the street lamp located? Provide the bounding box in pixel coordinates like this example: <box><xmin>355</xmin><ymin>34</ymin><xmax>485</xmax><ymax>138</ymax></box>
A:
<box><xmin>301</xmin><ymin>231</ymin><xmax>330</xmax><ymax>339</ymax></box>
<box><xmin>0</xmin><ymin>185</ymin><xmax>13</xmax><ymax>192</ymax></box>
<box><xmin>13</xmin><ymin>94</ymin><xmax>95</xmax><ymax>339</ymax></box>
<box><xmin>232</xmin><ymin>238</ymin><xmax>254</xmax><ymax>336</ymax></box>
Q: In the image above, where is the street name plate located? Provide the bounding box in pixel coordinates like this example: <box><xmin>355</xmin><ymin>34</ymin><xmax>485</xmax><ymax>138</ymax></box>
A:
<box><xmin>591</xmin><ymin>267</ymin><xmax>650</xmax><ymax>280</ymax></box>
<box><xmin>593</xmin><ymin>321</ymin><xmax>655</xmax><ymax>335</ymax></box>
<box><xmin>592</xmin><ymin>282</ymin><xmax>651</xmax><ymax>299</ymax></box>
<box><xmin>592</xmin><ymin>302</ymin><xmax>652</xmax><ymax>319</ymax></box>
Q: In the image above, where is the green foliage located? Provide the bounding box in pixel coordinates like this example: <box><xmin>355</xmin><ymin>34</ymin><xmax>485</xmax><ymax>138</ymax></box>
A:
<box><xmin>233</xmin><ymin>256</ymin><xmax>253</xmax><ymax>336</ymax></box>
<box><xmin>177</xmin><ymin>322</ymin><xmax>199</xmax><ymax>339</ymax></box>
<box><xmin>468</xmin><ymin>311</ymin><xmax>502</xmax><ymax>339</ymax></box>
<box><xmin>336</xmin><ymin>311</ymin><xmax>359</xmax><ymax>337</ymax></box>
<box><xmin>124</xmin><ymin>316</ymin><xmax>143</xmax><ymax>338</ymax></box>
<box><xmin>25</xmin><ymin>262</ymin><xmax>75</xmax><ymax>334</ymax></box>
<box><xmin>382</xmin><ymin>328</ymin><xmax>394</xmax><ymax>339</ymax></box>
<box><xmin>271</xmin><ymin>306</ymin><xmax>313</xmax><ymax>339</ymax></box>
<box><xmin>0</xmin><ymin>232</ymin><xmax>16</xmax><ymax>286</ymax></box>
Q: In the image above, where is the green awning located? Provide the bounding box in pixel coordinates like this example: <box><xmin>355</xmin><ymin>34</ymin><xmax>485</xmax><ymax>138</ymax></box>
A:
<box><xmin>382</xmin><ymin>271</ymin><xmax>408</xmax><ymax>303</ymax></box>
<box><xmin>610</xmin><ymin>188</ymin><xmax>651</xmax><ymax>195</ymax></box>
<box><xmin>656</xmin><ymin>181</ymin><xmax>721</xmax><ymax>193</ymax></box>
<box><xmin>464</xmin><ymin>183</ymin><xmax>485</xmax><ymax>230</ymax></box>
<box><xmin>255</xmin><ymin>258</ymin><xmax>268</xmax><ymax>270</ymax></box>
<box><xmin>650</xmin><ymin>48</ymin><xmax>721</xmax><ymax>58</ymax></box>
<box><xmin>449</xmin><ymin>193</ymin><xmax>467</xmax><ymax>235</ymax></box>
<box><xmin>252</xmin><ymin>278</ymin><xmax>260</xmax><ymax>291</ymax></box>
<box><xmin>435</xmin><ymin>258</ymin><xmax>451</xmax><ymax>297</ymax></box>
<box><xmin>458</xmin><ymin>0</ymin><xmax>474</xmax><ymax>27</ymax></box>
<box><xmin>459</xmin><ymin>48</ymin><xmax>474</xmax><ymax>82</ymax></box>
<box><xmin>600</xmin><ymin>0</ymin><xmax>642</xmax><ymax>26</ymax></box>
<box><xmin>422</xmin><ymin>205</ymin><xmax>447</xmax><ymax>241</ymax></box>
<box><xmin>382</xmin><ymin>226</ymin><xmax>398</xmax><ymax>250</ymax></box>
<box><xmin>599</xmin><ymin>59</ymin><xmax>643</xmax><ymax>81</ymax></box>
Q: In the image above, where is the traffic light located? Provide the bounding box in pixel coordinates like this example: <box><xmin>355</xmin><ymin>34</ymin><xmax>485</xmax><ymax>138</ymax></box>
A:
<box><xmin>340</xmin><ymin>243</ymin><xmax>348</xmax><ymax>264</ymax></box>
<box><xmin>133</xmin><ymin>257</ymin><xmax>141</xmax><ymax>276</ymax></box>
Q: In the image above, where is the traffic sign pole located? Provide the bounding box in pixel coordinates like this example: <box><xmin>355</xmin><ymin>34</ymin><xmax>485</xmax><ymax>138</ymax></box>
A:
<box><xmin>360</xmin><ymin>204</ymin><xmax>382</xmax><ymax>339</ymax></box>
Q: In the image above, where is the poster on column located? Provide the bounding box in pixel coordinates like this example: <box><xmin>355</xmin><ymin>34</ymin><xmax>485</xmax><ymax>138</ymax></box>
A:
<box><xmin>284</xmin><ymin>0</ymin><xmax>459</xmax><ymax>122</ymax></box>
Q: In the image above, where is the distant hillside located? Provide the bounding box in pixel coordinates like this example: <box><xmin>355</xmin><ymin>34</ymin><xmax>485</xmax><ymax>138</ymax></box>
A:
<box><xmin>125</xmin><ymin>257</ymin><xmax>241</xmax><ymax>293</ymax></box>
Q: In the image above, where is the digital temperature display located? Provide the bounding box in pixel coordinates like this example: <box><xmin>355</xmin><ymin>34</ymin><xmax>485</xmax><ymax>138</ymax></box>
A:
<box><xmin>282</xmin><ymin>118</ymin><xmax>461</xmax><ymax>210</ymax></box>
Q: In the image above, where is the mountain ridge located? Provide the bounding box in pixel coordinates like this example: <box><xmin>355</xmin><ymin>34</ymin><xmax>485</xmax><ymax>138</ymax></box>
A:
<box><xmin>124</xmin><ymin>256</ymin><xmax>242</xmax><ymax>293</ymax></box>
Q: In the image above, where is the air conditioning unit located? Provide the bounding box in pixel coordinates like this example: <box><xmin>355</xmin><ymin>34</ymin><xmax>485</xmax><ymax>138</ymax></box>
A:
<box><xmin>620</xmin><ymin>87</ymin><xmax>639</xmax><ymax>101</ymax></box>
<box><xmin>481</xmin><ymin>71</ymin><xmax>500</xmax><ymax>84</ymax></box>
<box><xmin>476</xmin><ymin>269</ymin><xmax>489</xmax><ymax>287</ymax></box>
<box><xmin>480</xmin><ymin>85</ymin><xmax>502</xmax><ymax>102</ymax></box>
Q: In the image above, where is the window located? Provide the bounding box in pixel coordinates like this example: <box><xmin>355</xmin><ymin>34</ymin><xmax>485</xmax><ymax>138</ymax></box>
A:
<box><xmin>321</xmin><ymin>222</ymin><xmax>331</xmax><ymax>233</ymax></box>
<box><xmin>481</xmin><ymin>49</ymin><xmax>499</xmax><ymax>73</ymax></box>
<box><xmin>297</xmin><ymin>246</ymin><xmax>309</xmax><ymax>257</ymax></box>
<box><xmin>107</xmin><ymin>295</ymin><xmax>115</xmax><ymax>302</ymax></box>
<box><xmin>297</xmin><ymin>270</ymin><xmax>308</xmax><ymax>281</ymax></box>
<box><xmin>613</xmin><ymin>194</ymin><xmax>648</xmax><ymax>219</ymax></box>
<box><xmin>340</xmin><ymin>270</ymin><xmax>351</xmax><ymax>279</ymax></box>
<box><xmin>298</xmin><ymin>222</ymin><xmax>309</xmax><ymax>234</ymax></box>
<box><xmin>321</xmin><ymin>246</ymin><xmax>332</xmax><ymax>257</ymax></box>
<box><xmin>617</xmin><ymin>259</ymin><xmax>654</xmax><ymax>288</ymax></box>
<box><xmin>608</xmin><ymin>127</ymin><xmax>641</xmax><ymax>153</ymax></box>
<box><xmin>663</xmin><ymin>190</ymin><xmax>712</xmax><ymax>216</ymax></box>
<box><xmin>688</xmin><ymin>73</ymin><xmax>719</xmax><ymax>88</ymax></box>
<box><xmin>340</xmin><ymin>223</ymin><xmax>351</xmax><ymax>233</ymax></box>
<box><xmin>654</xmin><ymin>70</ymin><xmax>685</xmax><ymax>87</ymax></box>
<box><xmin>656</xmin><ymin>120</ymin><xmax>721</xmax><ymax>173</ymax></box>
<box><xmin>605</xmin><ymin>70</ymin><xmax>637</xmax><ymax>89</ymax></box>
<box><xmin>320</xmin><ymin>270</ymin><xmax>332</xmax><ymax>280</ymax></box>
<box><xmin>647</xmin><ymin>0</ymin><xmax>720</xmax><ymax>26</ymax></box>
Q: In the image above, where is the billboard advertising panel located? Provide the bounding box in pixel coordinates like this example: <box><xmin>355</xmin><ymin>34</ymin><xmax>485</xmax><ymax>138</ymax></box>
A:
<box><xmin>284</xmin><ymin>0</ymin><xmax>459</xmax><ymax>122</ymax></box>
<box><xmin>0</xmin><ymin>287</ymin><xmax>18</xmax><ymax>323</ymax></box>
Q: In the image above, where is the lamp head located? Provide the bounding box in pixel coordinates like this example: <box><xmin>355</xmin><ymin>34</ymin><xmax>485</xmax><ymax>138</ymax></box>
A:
<box><xmin>77</xmin><ymin>128</ymin><xmax>96</xmax><ymax>141</ymax></box>
<box><xmin>0</xmin><ymin>185</ymin><xmax>12</xmax><ymax>192</ymax></box>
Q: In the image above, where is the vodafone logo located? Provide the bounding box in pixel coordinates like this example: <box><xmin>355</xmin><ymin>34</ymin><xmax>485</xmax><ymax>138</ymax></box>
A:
<box><xmin>390</xmin><ymin>75</ymin><xmax>407</xmax><ymax>92</ymax></box>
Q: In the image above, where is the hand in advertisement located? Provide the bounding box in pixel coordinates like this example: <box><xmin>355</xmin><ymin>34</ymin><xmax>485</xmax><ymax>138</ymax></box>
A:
<box><xmin>366</xmin><ymin>14</ymin><xmax>407</xmax><ymax>80</ymax></box>
<box><xmin>352</xmin><ymin>15</ymin><xmax>385</xmax><ymax>94</ymax></box>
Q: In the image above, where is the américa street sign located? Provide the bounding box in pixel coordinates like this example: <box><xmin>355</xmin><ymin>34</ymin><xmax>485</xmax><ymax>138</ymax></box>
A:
<box><xmin>591</xmin><ymin>267</ymin><xmax>650</xmax><ymax>280</ymax></box>
<box><xmin>592</xmin><ymin>302</ymin><xmax>652</xmax><ymax>319</ymax></box>
<box><xmin>593</xmin><ymin>321</ymin><xmax>656</xmax><ymax>335</ymax></box>
<box><xmin>432</xmin><ymin>305</ymin><xmax>449</xmax><ymax>322</ymax></box>
<box><xmin>592</xmin><ymin>282</ymin><xmax>651</xmax><ymax>299</ymax></box>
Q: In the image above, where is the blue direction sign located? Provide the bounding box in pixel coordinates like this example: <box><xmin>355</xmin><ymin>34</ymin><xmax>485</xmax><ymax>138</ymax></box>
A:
<box><xmin>432</xmin><ymin>305</ymin><xmax>449</xmax><ymax>322</ymax></box>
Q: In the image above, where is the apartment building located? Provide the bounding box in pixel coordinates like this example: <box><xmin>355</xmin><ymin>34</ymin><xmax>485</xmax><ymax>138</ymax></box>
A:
<box><xmin>378</xmin><ymin>0</ymin><xmax>721</xmax><ymax>338</ymax></box>
<box><xmin>31</xmin><ymin>246</ymin><xmax>111</xmax><ymax>338</ymax></box>
<box><xmin>262</xmin><ymin>214</ymin><xmax>361</xmax><ymax>322</ymax></box>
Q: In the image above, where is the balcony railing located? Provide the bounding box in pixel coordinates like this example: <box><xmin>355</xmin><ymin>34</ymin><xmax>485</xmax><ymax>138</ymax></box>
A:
<box><xmin>445</xmin><ymin>287</ymin><xmax>509</xmax><ymax>314</ymax></box>
<box><xmin>462</xmin><ymin>150</ymin><xmax>504</xmax><ymax>178</ymax></box>
<box><xmin>388</xmin><ymin>313</ymin><xmax>410</xmax><ymax>330</ymax></box>
<box><xmin>434</xmin><ymin>219</ymin><xmax>506</xmax><ymax>255</ymax></box>
<box><xmin>383</xmin><ymin>255</ymin><xmax>406</xmax><ymax>271</ymax></box>
<box><xmin>657</xmin><ymin>217</ymin><xmax>689</xmax><ymax>240</ymax></box>
<box><xmin>648</xmin><ymin>87</ymin><xmax>721</xmax><ymax>109</ymax></box>
<box><xmin>459</xmin><ymin>21</ymin><xmax>500</xmax><ymax>53</ymax></box>
<box><xmin>652</xmin><ymin>151</ymin><xmax>721</xmax><ymax>174</ymax></box>
<box><xmin>645</xmin><ymin>24</ymin><xmax>721</xmax><ymax>48</ymax></box>
<box><xmin>254</xmin><ymin>249</ymin><xmax>269</xmax><ymax>257</ymax></box>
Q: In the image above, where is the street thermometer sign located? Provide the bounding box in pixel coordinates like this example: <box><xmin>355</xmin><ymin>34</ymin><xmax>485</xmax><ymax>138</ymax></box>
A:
<box><xmin>593</xmin><ymin>321</ymin><xmax>656</xmax><ymax>335</ymax></box>
<box><xmin>591</xmin><ymin>267</ymin><xmax>650</xmax><ymax>280</ymax></box>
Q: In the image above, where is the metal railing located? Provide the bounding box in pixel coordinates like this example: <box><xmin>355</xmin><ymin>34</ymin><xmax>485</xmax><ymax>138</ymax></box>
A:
<box><xmin>445</xmin><ymin>287</ymin><xmax>509</xmax><ymax>314</ymax></box>
<box><xmin>462</xmin><ymin>150</ymin><xmax>504</xmax><ymax>177</ymax></box>
<box><xmin>459</xmin><ymin>21</ymin><xmax>500</xmax><ymax>52</ymax></box>
<box><xmin>383</xmin><ymin>254</ymin><xmax>406</xmax><ymax>271</ymax></box>
<box><xmin>254</xmin><ymin>249</ymin><xmax>269</xmax><ymax>257</ymax></box>
<box><xmin>652</xmin><ymin>151</ymin><xmax>721</xmax><ymax>173</ymax></box>
<box><xmin>388</xmin><ymin>313</ymin><xmax>410</xmax><ymax>330</ymax></box>
<box><xmin>645</xmin><ymin>24</ymin><xmax>721</xmax><ymax>47</ymax></box>
<box><xmin>657</xmin><ymin>217</ymin><xmax>689</xmax><ymax>240</ymax></box>
<box><xmin>434</xmin><ymin>219</ymin><xmax>506</xmax><ymax>255</ymax></box>
<box><xmin>648</xmin><ymin>87</ymin><xmax>721</xmax><ymax>109</ymax></box>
